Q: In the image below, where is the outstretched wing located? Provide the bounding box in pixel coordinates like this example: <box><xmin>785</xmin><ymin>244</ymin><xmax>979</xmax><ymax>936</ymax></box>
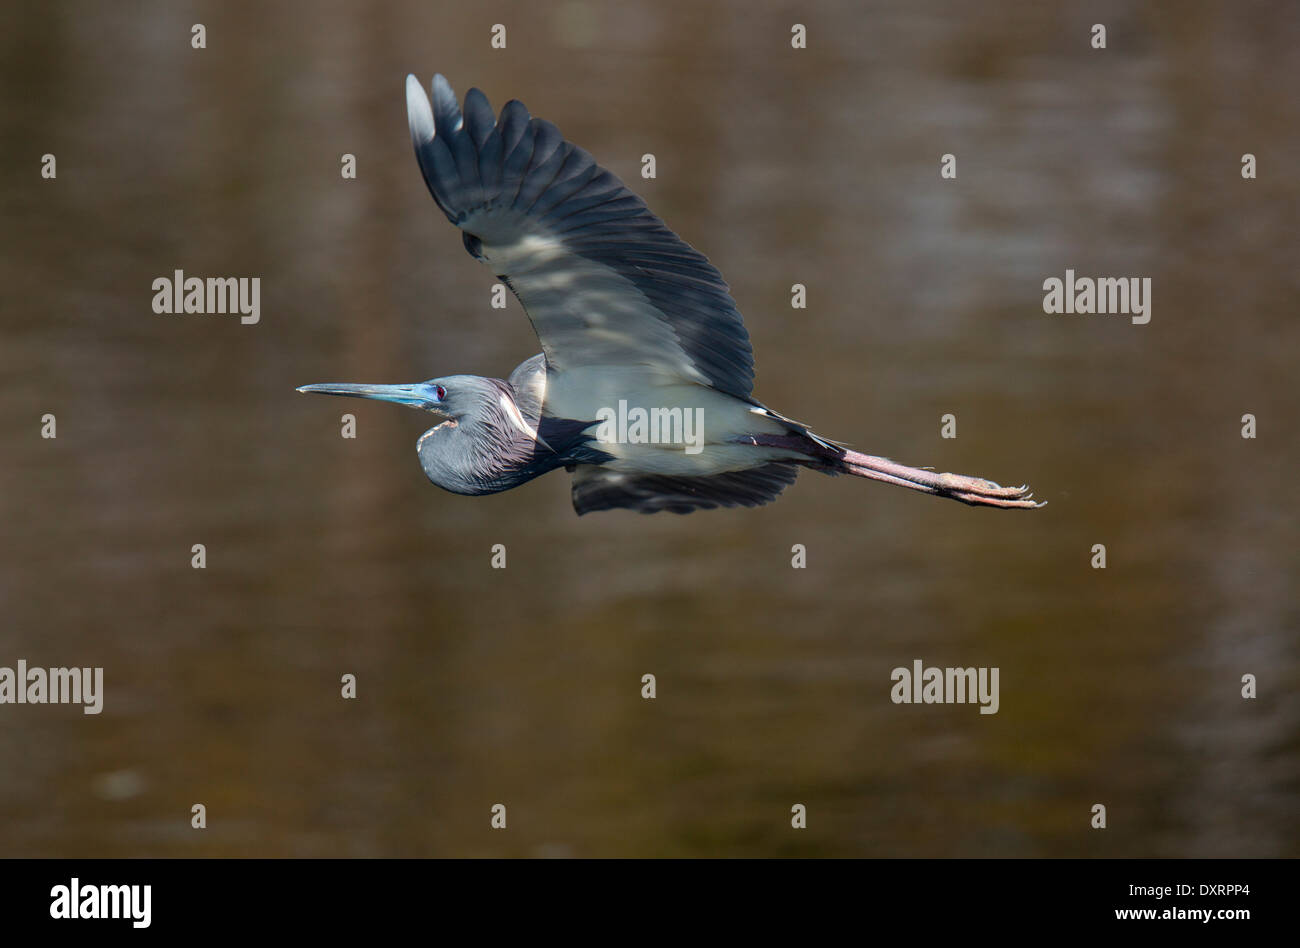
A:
<box><xmin>405</xmin><ymin>74</ymin><xmax>756</xmax><ymax>400</ymax></box>
<box><xmin>570</xmin><ymin>463</ymin><xmax>799</xmax><ymax>516</ymax></box>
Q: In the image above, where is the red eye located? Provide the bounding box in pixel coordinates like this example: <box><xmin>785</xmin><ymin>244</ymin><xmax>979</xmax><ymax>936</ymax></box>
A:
<box><xmin>434</xmin><ymin>385</ymin><xmax>446</xmax><ymax>400</ymax></box>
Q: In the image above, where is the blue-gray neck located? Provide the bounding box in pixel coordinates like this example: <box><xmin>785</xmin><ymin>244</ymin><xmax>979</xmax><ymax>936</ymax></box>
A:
<box><xmin>416</xmin><ymin>376</ymin><xmax>608</xmax><ymax>495</ymax></box>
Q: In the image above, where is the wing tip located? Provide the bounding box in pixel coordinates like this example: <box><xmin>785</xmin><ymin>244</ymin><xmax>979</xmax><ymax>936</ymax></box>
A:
<box><xmin>405</xmin><ymin>73</ymin><xmax>434</xmax><ymax>143</ymax></box>
<box><xmin>431</xmin><ymin>73</ymin><xmax>463</xmax><ymax>132</ymax></box>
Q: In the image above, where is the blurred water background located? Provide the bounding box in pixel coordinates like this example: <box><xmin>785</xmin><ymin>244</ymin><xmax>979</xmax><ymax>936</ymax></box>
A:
<box><xmin>0</xmin><ymin>0</ymin><xmax>1295</xmax><ymax>856</ymax></box>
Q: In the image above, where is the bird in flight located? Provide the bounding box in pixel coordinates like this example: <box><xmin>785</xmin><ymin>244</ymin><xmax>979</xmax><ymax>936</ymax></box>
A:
<box><xmin>298</xmin><ymin>74</ymin><xmax>1040</xmax><ymax>515</ymax></box>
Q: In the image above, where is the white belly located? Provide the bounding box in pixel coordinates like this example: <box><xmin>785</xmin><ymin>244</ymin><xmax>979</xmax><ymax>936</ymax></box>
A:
<box><xmin>544</xmin><ymin>366</ymin><xmax>800</xmax><ymax>475</ymax></box>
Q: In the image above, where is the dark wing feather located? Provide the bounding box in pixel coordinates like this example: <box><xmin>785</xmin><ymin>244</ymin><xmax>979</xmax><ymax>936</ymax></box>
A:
<box><xmin>406</xmin><ymin>74</ymin><xmax>756</xmax><ymax>399</ymax></box>
<box><xmin>571</xmin><ymin>463</ymin><xmax>798</xmax><ymax>516</ymax></box>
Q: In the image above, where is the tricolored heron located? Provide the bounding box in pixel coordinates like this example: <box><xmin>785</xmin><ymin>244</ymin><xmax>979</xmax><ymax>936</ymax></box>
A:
<box><xmin>298</xmin><ymin>74</ymin><xmax>1040</xmax><ymax>515</ymax></box>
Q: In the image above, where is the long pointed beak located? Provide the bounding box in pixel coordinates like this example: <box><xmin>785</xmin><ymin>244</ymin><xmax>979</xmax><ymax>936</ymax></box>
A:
<box><xmin>295</xmin><ymin>382</ymin><xmax>441</xmax><ymax>411</ymax></box>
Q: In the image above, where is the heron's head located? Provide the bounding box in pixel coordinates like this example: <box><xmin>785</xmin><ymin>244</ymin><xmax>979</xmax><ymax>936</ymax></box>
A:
<box><xmin>296</xmin><ymin>375</ymin><xmax>486</xmax><ymax>419</ymax></box>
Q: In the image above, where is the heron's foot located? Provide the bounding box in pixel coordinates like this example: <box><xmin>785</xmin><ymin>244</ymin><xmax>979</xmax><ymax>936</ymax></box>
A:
<box><xmin>814</xmin><ymin>445</ymin><xmax>1044</xmax><ymax>510</ymax></box>
<box><xmin>937</xmin><ymin>473</ymin><xmax>1043</xmax><ymax>509</ymax></box>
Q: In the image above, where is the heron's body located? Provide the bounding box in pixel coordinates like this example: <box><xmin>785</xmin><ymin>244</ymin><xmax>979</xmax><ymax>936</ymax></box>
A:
<box><xmin>298</xmin><ymin>74</ymin><xmax>1040</xmax><ymax>515</ymax></box>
